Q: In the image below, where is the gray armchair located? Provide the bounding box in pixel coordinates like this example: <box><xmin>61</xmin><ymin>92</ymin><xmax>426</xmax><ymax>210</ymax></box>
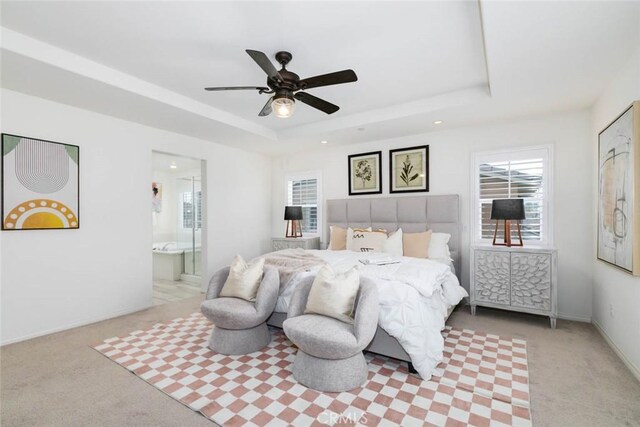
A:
<box><xmin>201</xmin><ymin>265</ymin><xmax>279</xmax><ymax>355</ymax></box>
<box><xmin>283</xmin><ymin>276</ymin><xmax>379</xmax><ymax>392</ymax></box>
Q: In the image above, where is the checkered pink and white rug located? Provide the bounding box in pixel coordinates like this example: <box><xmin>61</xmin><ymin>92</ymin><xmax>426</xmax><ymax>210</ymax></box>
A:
<box><xmin>93</xmin><ymin>312</ymin><xmax>532</xmax><ymax>426</ymax></box>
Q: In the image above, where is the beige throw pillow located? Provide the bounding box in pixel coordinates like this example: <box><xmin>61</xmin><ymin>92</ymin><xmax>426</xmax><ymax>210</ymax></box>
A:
<box><xmin>328</xmin><ymin>226</ymin><xmax>347</xmax><ymax>250</ymax></box>
<box><xmin>403</xmin><ymin>230</ymin><xmax>433</xmax><ymax>258</ymax></box>
<box><xmin>219</xmin><ymin>255</ymin><xmax>265</xmax><ymax>302</ymax></box>
<box><xmin>305</xmin><ymin>264</ymin><xmax>360</xmax><ymax>324</ymax></box>
<box><xmin>349</xmin><ymin>229</ymin><xmax>388</xmax><ymax>253</ymax></box>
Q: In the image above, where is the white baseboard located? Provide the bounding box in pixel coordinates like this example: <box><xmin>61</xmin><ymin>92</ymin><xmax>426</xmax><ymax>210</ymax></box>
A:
<box><xmin>0</xmin><ymin>303</ymin><xmax>152</xmax><ymax>346</ymax></box>
<box><xmin>593</xmin><ymin>319</ymin><xmax>640</xmax><ymax>383</ymax></box>
<box><xmin>558</xmin><ymin>313</ymin><xmax>591</xmax><ymax>323</ymax></box>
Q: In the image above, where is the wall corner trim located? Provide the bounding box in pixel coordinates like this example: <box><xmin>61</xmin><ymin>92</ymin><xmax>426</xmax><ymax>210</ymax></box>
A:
<box><xmin>592</xmin><ymin>319</ymin><xmax>640</xmax><ymax>384</ymax></box>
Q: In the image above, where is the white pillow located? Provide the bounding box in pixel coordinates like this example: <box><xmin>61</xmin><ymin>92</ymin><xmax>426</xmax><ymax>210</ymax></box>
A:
<box><xmin>346</xmin><ymin>227</ymin><xmax>372</xmax><ymax>251</ymax></box>
<box><xmin>383</xmin><ymin>228</ymin><xmax>403</xmax><ymax>256</ymax></box>
<box><xmin>349</xmin><ymin>229</ymin><xmax>388</xmax><ymax>253</ymax></box>
<box><xmin>305</xmin><ymin>264</ymin><xmax>360</xmax><ymax>324</ymax></box>
<box><xmin>219</xmin><ymin>255</ymin><xmax>264</xmax><ymax>302</ymax></box>
<box><xmin>428</xmin><ymin>232</ymin><xmax>453</xmax><ymax>261</ymax></box>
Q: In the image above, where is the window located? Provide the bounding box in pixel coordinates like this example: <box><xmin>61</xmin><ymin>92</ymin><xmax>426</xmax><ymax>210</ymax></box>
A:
<box><xmin>182</xmin><ymin>190</ymin><xmax>202</xmax><ymax>229</ymax></box>
<box><xmin>473</xmin><ymin>146</ymin><xmax>552</xmax><ymax>245</ymax></box>
<box><xmin>285</xmin><ymin>171</ymin><xmax>322</xmax><ymax>236</ymax></box>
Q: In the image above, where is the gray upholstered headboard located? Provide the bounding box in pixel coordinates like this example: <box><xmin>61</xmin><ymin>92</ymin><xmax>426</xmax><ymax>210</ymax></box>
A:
<box><xmin>326</xmin><ymin>195</ymin><xmax>461</xmax><ymax>277</ymax></box>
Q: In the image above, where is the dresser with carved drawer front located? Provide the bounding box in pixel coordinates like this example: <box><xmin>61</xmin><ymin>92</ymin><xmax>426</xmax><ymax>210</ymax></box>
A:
<box><xmin>470</xmin><ymin>245</ymin><xmax>558</xmax><ymax>328</ymax></box>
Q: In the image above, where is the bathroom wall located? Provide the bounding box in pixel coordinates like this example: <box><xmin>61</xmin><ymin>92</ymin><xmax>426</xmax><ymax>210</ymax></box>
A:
<box><xmin>152</xmin><ymin>165</ymin><xmax>202</xmax><ymax>246</ymax></box>
<box><xmin>152</xmin><ymin>168</ymin><xmax>178</xmax><ymax>243</ymax></box>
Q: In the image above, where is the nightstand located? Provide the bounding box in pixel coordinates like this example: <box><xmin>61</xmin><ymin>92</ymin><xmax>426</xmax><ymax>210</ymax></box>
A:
<box><xmin>271</xmin><ymin>236</ymin><xmax>321</xmax><ymax>251</ymax></box>
<box><xmin>470</xmin><ymin>245</ymin><xmax>558</xmax><ymax>328</ymax></box>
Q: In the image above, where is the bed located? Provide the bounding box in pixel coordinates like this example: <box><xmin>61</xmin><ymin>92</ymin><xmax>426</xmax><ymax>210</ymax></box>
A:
<box><xmin>265</xmin><ymin>195</ymin><xmax>465</xmax><ymax>379</ymax></box>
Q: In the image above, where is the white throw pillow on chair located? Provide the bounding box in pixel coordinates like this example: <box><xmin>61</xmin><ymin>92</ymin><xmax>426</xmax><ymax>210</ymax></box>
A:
<box><xmin>305</xmin><ymin>264</ymin><xmax>360</xmax><ymax>324</ymax></box>
<box><xmin>219</xmin><ymin>255</ymin><xmax>264</xmax><ymax>302</ymax></box>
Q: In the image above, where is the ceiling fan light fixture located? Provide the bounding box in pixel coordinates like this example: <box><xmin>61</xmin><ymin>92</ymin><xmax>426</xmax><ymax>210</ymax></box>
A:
<box><xmin>273</xmin><ymin>96</ymin><xmax>295</xmax><ymax>118</ymax></box>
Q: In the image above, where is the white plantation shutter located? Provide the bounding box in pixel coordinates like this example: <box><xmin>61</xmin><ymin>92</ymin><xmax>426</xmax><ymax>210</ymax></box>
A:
<box><xmin>286</xmin><ymin>172</ymin><xmax>322</xmax><ymax>236</ymax></box>
<box><xmin>474</xmin><ymin>147</ymin><xmax>552</xmax><ymax>245</ymax></box>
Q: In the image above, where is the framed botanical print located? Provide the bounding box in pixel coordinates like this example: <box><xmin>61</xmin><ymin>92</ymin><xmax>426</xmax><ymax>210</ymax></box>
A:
<box><xmin>597</xmin><ymin>101</ymin><xmax>640</xmax><ymax>275</ymax></box>
<box><xmin>348</xmin><ymin>151</ymin><xmax>382</xmax><ymax>195</ymax></box>
<box><xmin>389</xmin><ymin>145</ymin><xmax>429</xmax><ymax>193</ymax></box>
<box><xmin>2</xmin><ymin>133</ymin><xmax>79</xmax><ymax>230</ymax></box>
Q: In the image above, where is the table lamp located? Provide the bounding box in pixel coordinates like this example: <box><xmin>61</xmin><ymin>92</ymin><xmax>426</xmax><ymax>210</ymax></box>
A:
<box><xmin>491</xmin><ymin>199</ymin><xmax>525</xmax><ymax>247</ymax></box>
<box><xmin>284</xmin><ymin>206</ymin><xmax>303</xmax><ymax>238</ymax></box>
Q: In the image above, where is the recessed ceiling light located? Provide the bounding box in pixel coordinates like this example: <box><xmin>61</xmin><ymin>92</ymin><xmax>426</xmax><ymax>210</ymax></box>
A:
<box><xmin>433</xmin><ymin>120</ymin><xmax>443</xmax><ymax>125</ymax></box>
<box><xmin>170</xmin><ymin>162</ymin><xmax>177</xmax><ymax>169</ymax></box>
<box><xmin>321</xmin><ymin>140</ymin><xmax>328</xmax><ymax>144</ymax></box>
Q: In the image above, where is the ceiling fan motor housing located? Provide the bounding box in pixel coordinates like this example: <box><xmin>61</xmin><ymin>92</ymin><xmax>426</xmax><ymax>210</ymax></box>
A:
<box><xmin>268</xmin><ymin>70</ymin><xmax>300</xmax><ymax>92</ymax></box>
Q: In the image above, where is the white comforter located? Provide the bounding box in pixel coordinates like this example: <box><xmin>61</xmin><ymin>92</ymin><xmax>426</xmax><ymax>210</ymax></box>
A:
<box><xmin>275</xmin><ymin>250</ymin><xmax>468</xmax><ymax>380</ymax></box>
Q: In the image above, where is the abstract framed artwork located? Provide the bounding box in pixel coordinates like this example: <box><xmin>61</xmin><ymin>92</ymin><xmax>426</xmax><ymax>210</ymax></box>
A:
<box><xmin>2</xmin><ymin>134</ymin><xmax>79</xmax><ymax>230</ymax></box>
<box><xmin>597</xmin><ymin>101</ymin><xmax>640</xmax><ymax>275</ymax></box>
<box><xmin>348</xmin><ymin>151</ymin><xmax>382</xmax><ymax>195</ymax></box>
<box><xmin>389</xmin><ymin>145</ymin><xmax>429</xmax><ymax>193</ymax></box>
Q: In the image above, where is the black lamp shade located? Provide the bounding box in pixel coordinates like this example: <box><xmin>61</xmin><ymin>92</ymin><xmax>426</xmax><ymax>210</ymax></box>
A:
<box><xmin>284</xmin><ymin>206</ymin><xmax>303</xmax><ymax>221</ymax></box>
<box><xmin>491</xmin><ymin>199</ymin><xmax>525</xmax><ymax>220</ymax></box>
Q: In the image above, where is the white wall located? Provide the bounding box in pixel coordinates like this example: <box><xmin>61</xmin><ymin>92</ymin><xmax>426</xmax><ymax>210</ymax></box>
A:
<box><xmin>591</xmin><ymin>45</ymin><xmax>640</xmax><ymax>376</ymax></box>
<box><xmin>0</xmin><ymin>89</ymin><xmax>272</xmax><ymax>345</ymax></box>
<box><xmin>152</xmin><ymin>168</ymin><xmax>178</xmax><ymax>243</ymax></box>
<box><xmin>271</xmin><ymin>111</ymin><xmax>593</xmax><ymax>321</ymax></box>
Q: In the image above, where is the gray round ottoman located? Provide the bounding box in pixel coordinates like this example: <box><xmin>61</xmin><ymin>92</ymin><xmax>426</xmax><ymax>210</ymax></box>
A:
<box><xmin>283</xmin><ymin>277</ymin><xmax>379</xmax><ymax>392</ymax></box>
<box><xmin>200</xmin><ymin>266</ymin><xmax>279</xmax><ymax>355</ymax></box>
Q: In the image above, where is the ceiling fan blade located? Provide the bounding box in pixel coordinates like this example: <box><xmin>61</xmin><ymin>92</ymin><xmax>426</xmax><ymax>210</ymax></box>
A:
<box><xmin>294</xmin><ymin>92</ymin><xmax>339</xmax><ymax>114</ymax></box>
<box><xmin>204</xmin><ymin>86</ymin><xmax>269</xmax><ymax>91</ymax></box>
<box><xmin>246</xmin><ymin>49</ymin><xmax>283</xmax><ymax>82</ymax></box>
<box><xmin>299</xmin><ymin>69</ymin><xmax>357</xmax><ymax>90</ymax></box>
<box><xmin>258</xmin><ymin>97</ymin><xmax>274</xmax><ymax>117</ymax></box>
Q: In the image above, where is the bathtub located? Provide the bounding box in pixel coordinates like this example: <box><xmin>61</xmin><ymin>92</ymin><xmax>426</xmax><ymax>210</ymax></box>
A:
<box><xmin>152</xmin><ymin>242</ymin><xmax>201</xmax><ymax>281</ymax></box>
<box><xmin>153</xmin><ymin>242</ymin><xmax>184</xmax><ymax>281</ymax></box>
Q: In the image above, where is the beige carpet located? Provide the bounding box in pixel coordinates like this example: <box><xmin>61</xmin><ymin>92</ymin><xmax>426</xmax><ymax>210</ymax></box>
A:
<box><xmin>1</xmin><ymin>296</ymin><xmax>639</xmax><ymax>426</ymax></box>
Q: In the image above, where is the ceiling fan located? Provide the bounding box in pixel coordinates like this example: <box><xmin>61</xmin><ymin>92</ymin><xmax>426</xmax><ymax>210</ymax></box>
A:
<box><xmin>205</xmin><ymin>50</ymin><xmax>358</xmax><ymax>119</ymax></box>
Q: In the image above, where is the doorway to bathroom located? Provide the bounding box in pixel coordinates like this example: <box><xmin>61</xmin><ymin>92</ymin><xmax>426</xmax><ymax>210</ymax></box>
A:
<box><xmin>152</xmin><ymin>151</ymin><xmax>205</xmax><ymax>305</ymax></box>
